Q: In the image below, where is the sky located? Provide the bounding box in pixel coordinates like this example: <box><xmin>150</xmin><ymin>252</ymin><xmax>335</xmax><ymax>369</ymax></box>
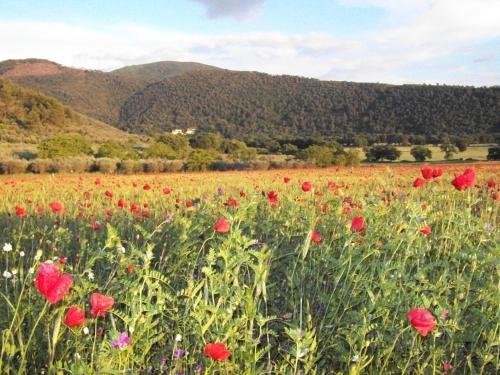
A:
<box><xmin>0</xmin><ymin>0</ymin><xmax>499</xmax><ymax>86</ymax></box>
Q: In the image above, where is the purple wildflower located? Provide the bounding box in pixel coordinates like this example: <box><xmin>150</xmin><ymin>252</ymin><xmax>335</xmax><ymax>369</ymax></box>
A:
<box><xmin>111</xmin><ymin>332</ymin><xmax>130</xmax><ymax>349</ymax></box>
<box><xmin>194</xmin><ymin>364</ymin><xmax>204</xmax><ymax>373</ymax></box>
<box><xmin>173</xmin><ymin>348</ymin><xmax>185</xmax><ymax>358</ymax></box>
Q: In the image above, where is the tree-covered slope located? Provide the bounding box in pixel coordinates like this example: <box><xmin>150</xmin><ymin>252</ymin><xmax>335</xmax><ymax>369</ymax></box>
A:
<box><xmin>0</xmin><ymin>79</ymin><xmax>131</xmax><ymax>143</ymax></box>
<box><xmin>120</xmin><ymin>70</ymin><xmax>500</xmax><ymax>140</ymax></box>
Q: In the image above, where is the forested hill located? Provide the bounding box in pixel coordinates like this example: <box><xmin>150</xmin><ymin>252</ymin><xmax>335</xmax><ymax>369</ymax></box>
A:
<box><xmin>120</xmin><ymin>70</ymin><xmax>500</xmax><ymax>141</ymax></box>
<box><xmin>111</xmin><ymin>61</ymin><xmax>220</xmax><ymax>84</ymax></box>
<box><xmin>0</xmin><ymin>79</ymin><xmax>130</xmax><ymax>143</ymax></box>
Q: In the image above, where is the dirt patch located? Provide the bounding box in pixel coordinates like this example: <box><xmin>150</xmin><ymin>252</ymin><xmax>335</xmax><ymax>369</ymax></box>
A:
<box><xmin>2</xmin><ymin>62</ymin><xmax>64</xmax><ymax>77</ymax></box>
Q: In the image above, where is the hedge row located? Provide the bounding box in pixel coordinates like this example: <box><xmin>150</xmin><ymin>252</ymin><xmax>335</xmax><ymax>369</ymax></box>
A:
<box><xmin>0</xmin><ymin>158</ymin><xmax>309</xmax><ymax>174</ymax></box>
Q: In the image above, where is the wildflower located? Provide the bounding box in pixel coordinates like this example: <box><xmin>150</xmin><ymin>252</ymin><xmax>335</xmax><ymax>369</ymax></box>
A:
<box><xmin>34</xmin><ymin>261</ymin><xmax>73</xmax><ymax>304</ymax></box>
<box><xmin>443</xmin><ymin>361</ymin><xmax>452</xmax><ymax>373</ymax></box>
<box><xmin>3</xmin><ymin>270</ymin><xmax>12</xmax><ymax>279</ymax></box>
<box><xmin>90</xmin><ymin>293</ymin><xmax>114</xmax><ymax>318</ymax></box>
<box><xmin>83</xmin><ymin>327</ymin><xmax>90</xmax><ymax>335</ymax></box>
<box><xmin>284</xmin><ymin>177</ymin><xmax>290</xmax><ymax>183</ymax></box>
<box><xmin>451</xmin><ymin>168</ymin><xmax>475</xmax><ymax>190</ymax></box>
<box><xmin>3</xmin><ymin>243</ymin><xmax>13</xmax><ymax>252</ymax></box>
<box><xmin>407</xmin><ymin>308</ymin><xmax>437</xmax><ymax>337</ymax></box>
<box><xmin>217</xmin><ymin>186</ymin><xmax>225</xmax><ymax>196</ymax></box>
<box><xmin>413</xmin><ymin>177</ymin><xmax>425</xmax><ymax>188</ymax></box>
<box><xmin>420</xmin><ymin>225</ymin><xmax>432</xmax><ymax>236</ymax></box>
<box><xmin>203</xmin><ymin>342</ymin><xmax>231</xmax><ymax>361</ymax></box>
<box><xmin>48</xmin><ymin>201</ymin><xmax>64</xmax><ymax>214</ymax></box>
<box><xmin>20</xmin><ymin>251</ymin><xmax>25</xmax><ymax>257</ymax></box>
<box><xmin>175</xmin><ymin>334</ymin><xmax>182</xmax><ymax>342</ymax></box>
<box><xmin>267</xmin><ymin>191</ymin><xmax>278</xmax><ymax>204</ymax></box>
<box><xmin>165</xmin><ymin>212</ymin><xmax>174</xmax><ymax>222</ymax></box>
<box><xmin>163</xmin><ymin>187</ymin><xmax>172</xmax><ymax>195</ymax></box>
<box><xmin>301</xmin><ymin>181</ymin><xmax>313</xmax><ymax>192</ymax></box>
<box><xmin>173</xmin><ymin>348</ymin><xmax>185</xmax><ymax>358</ymax></box>
<box><xmin>441</xmin><ymin>310</ymin><xmax>450</xmax><ymax>319</ymax></box>
<box><xmin>224</xmin><ymin>197</ymin><xmax>238</xmax><ymax>208</ymax></box>
<box><xmin>194</xmin><ymin>364</ymin><xmax>204</xmax><ymax>373</ymax></box>
<box><xmin>112</xmin><ymin>332</ymin><xmax>131</xmax><ymax>349</ymax></box>
<box><xmin>160</xmin><ymin>357</ymin><xmax>167</xmax><ymax>366</ymax></box>
<box><xmin>143</xmin><ymin>183</ymin><xmax>151</xmax><ymax>190</ymax></box>
<box><xmin>15</xmin><ymin>206</ymin><xmax>27</xmax><ymax>218</ymax></box>
<box><xmin>432</xmin><ymin>168</ymin><xmax>443</xmax><ymax>178</ymax></box>
<box><xmin>117</xmin><ymin>198</ymin><xmax>127</xmax><ymax>208</ymax></box>
<box><xmin>311</xmin><ymin>231</ymin><xmax>322</xmax><ymax>244</ymax></box>
<box><xmin>214</xmin><ymin>217</ymin><xmax>230</xmax><ymax>233</ymax></box>
<box><xmin>350</xmin><ymin>216</ymin><xmax>366</xmax><ymax>233</ymax></box>
<box><xmin>64</xmin><ymin>306</ymin><xmax>86</xmax><ymax>327</ymax></box>
<box><xmin>421</xmin><ymin>166</ymin><xmax>433</xmax><ymax>180</ymax></box>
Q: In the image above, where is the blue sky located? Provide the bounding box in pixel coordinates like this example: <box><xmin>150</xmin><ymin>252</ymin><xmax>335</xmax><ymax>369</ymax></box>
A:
<box><xmin>1</xmin><ymin>0</ymin><xmax>499</xmax><ymax>86</ymax></box>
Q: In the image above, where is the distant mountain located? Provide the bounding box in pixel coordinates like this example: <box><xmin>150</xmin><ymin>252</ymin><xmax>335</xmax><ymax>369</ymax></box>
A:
<box><xmin>111</xmin><ymin>61</ymin><xmax>220</xmax><ymax>84</ymax></box>
<box><xmin>0</xmin><ymin>59</ymin><xmax>143</xmax><ymax>126</ymax></box>
<box><xmin>120</xmin><ymin>70</ymin><xmax>500</xmax><ymax>141</ymax></box>
<box><xmin>2</xmin><ymin>58</ymin><xmax>499</xmax><ymax>143</ymax></box>
<box><xmin>0</xmin><ymin>78</ymin><xmax>131</xmax><ymax>143</ymax></box>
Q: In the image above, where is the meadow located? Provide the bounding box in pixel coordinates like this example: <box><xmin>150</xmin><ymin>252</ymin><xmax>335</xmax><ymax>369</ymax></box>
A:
<box><xmin>0</xmin><ymin>164</ymin><xmax>498</xmax><ymax>374</ymax></box>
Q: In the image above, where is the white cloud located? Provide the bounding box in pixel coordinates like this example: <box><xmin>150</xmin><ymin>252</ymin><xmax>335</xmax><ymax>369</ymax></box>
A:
<box><xmin>0</xmin><ymin>0</ymin><xmax>499</xmax><ymax>86</ymax></box>
<box><xmin>191</xmin><ymin>0</ymin><xmax>264</xmax><ymax>20</ymax></box>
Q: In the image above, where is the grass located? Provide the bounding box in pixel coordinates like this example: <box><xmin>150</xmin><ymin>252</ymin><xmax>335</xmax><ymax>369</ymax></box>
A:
<box><xmin>0</xmin><ymin>163</ymin><xmax>498</xmax><ymax>373</ymax></box>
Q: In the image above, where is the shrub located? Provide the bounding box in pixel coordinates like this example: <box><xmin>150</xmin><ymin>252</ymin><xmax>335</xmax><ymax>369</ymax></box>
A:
<box><xmin>38</xmin><ymin>135</ymin><xmax>93</xmax><ymax>158</ymax></box>
<box><xmin>0</xmin><ymin>159</ymin><xmax>28</xmax><ymax>174</ymax></box>
<box><xmin>53</xmin><ymin>157</ymin><xmax>94</xmax><ymax>173</ymax></box>
<box><xmin>28</xmin><ymin>159</ymin><xmax>56</xmax><ymax>174</ymax></box>
<box><xmin>118</xmin><ymin>160</ymin><xmax>143</xmax><ymax>174</ymax></box>
<box><xmin>96</xmin><ymin>141</ymin><xmax>139</xmax><ymax>160</ymax></box>
<box><xmin>185</xmin><ymin>150</ymin><xmax>217</xmax><ymax>171</ymax></box>
<box><xmin>95</xmin><ymin>158</ymin><xmax>118</xmax><ymax>174</ymax></box>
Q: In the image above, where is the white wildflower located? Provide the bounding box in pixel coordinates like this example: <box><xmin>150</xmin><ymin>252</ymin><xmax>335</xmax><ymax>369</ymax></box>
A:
<box><xmin>3</xmin><ymin>270</ymin><xmax>12</xmax><ymax>279</ymax></box>
<box><xmin>20</xmin><ymin>251</ymin><xmax>25</xmax><ymax>257</ymax></box>
<box><xmin>34</xmin><ymin>250</ymin><xmax>43</xmax><ymax>260</ymax></box>
<box><xmin>352</xmin><ymin>355</ymin><xmax>359</xmax><ymax>363</ymax></box>
<box><xmin>83</xmin><ymin>327</ymin><xmax>90</xmax><ymax>335</ymax></box>
<box><xmin>175</xmin><ymin>334</ymin><xmax>182</xmax><ymax>342</ymax></box>
<box><xmin>3</xmin><ymin>243</ymin><xmax>13</xmax><ymax>252</ymax></box>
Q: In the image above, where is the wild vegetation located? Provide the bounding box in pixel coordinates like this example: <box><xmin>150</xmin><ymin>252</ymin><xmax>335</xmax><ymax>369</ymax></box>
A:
<box><xmin>0</xmin><ymin>164</ymin><xmax>498</xmax><ymax>373</ymax></box>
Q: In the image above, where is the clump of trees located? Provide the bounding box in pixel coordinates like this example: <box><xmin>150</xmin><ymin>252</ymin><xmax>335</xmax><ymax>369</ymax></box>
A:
<box><xmin>364</xmin><ymin>145</ymin><xmax>402</xmax><ymax>162</ymax></box>
<box><xmin>410</xmin><ymin>146</ymin><xmax>432</xmax><ymax>162</ymax></box>
<box><xmin>487</xmin><ymin>146</ymin><xmax>500</xmax><ymax>160</ymax></box>
<box><xmin>38</xmin><ymin>135</ymin><xmax>93</xmax><ymax>158</ymax></box>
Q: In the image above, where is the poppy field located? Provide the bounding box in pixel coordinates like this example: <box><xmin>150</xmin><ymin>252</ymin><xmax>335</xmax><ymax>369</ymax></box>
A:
<box><xmin>0</xmin><ymin>163</ymin><xmax>498</xmax><ymax>374</ymax></box>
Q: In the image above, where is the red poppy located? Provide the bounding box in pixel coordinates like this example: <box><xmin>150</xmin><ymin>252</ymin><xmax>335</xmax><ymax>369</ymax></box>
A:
<box><xmin>214</xmin><ymin>217</ymin><xmax>230</xmax><ymax>233</ymax></box>
<box><xmin>130</xmin><ymin>203</ymin><xmax>140</xmax><ymax>213</ymax></box>
<box><xmin>34</xmin><ymin>261</ymin><xmax>73</xmax><ymax>304</ymax></box>
<box><xmin>104</xmin><ymin>190</ymin><xmax>113</xmax><ymax>198</ymax></box>
<box><xmin>163</xmin><ymin>187</ymin><xmax>172</xmax><ymax>195</ymax></box>
<box><xmin>413</xmin><ymin>178</ymin><xmax>425</xmax><ymax>188</ymax></box>
<box><xmin>487</xmin><ymin>178</ymin><xmax>496</xmax><ymax>189</ymax></box>
<box><xmin>351</xmin><ymin>216</ymin><xmax>366</xmax><ymax>233</ymax></box>
<box><xmin>92</xmin><ymin>223</ymin><xmax>101</xmax><ymax>232</ymax></box>
<box><xmin>143</xmin><ymin>183</ymin><xmax>151</xmax><ymax>190</ymax></box>
<box><xmin>117</xmin><ymin>198</ymin><xmax>127</xmax><ymax>208</ymax></box>
<box><xmin>421</xmin><ymin>166</ymin><xmax>433</xmax><ymax>180</ymax></box>
<box><xmin>239</xmin><ymin>190</ymin><xmax>246</xmax><ymax>197</ymax></box>
<box><xmin>15</xmin><ymin>206</ymin><xmax>27</xmax><ymax>218</ymax></box>
<box><xmin>267</xmin><ymin>191</ymin><xmax>278</xmax><ymax>204</ymax></box>
<box><xmin>420</xmin><ymin>225</ymin><xmax>432</xmax><ymax>236</ymax></box>
<box><xmin>328</xmin><ymin>181</ymin><xmax>338</xmax><ymax>191</ymax></box>
<box><xmin>442</xmin><ymin>361</ymin><xmax>452</xmax><ymax>373</ymax></box>
<box><xmin>492</xmin><ymin>192</ymin><xmax>499</xmax><ymax>201</ymax></box>
<box><xmin>203</xmin><ymin>342</ymin><xmax>231</xmax><ymax>361</ymax></box>
<box><xmin>64</xmin><ymin>306</ymin><xmax>85</xmax><ymax>327</ymax></box>
<box><xmin>49</xmin><ymin>201</ymin><xmax>64</xmax><ymax>214</ymax></box>
<box><xmin>284</xmin><ymin>177</ymin><xmax>291</xmax><ymax>184</ymax></box>
<box><xmin>407</xmin><ymin>308</ymin><xmax>437</xmax><ymax>337</ymax></box>
<box><xmin>301</xmin><ymin>181</ymin><xmax>313</xmax><ymax>192</ymax></box>
<box><xmin>185</xmin><ymin>201</ymin><xmax>193</xmax><ymax>208</ymax></box>
<box><xmin>126</xmin><ymin>264</ymin><xmax>134</xmax><ymax>273</ymax></box>
<box><xmin>311</xmin><ymin>231</ymin><xmax>322</xmax><ymax>244</ymax></box>
<box><xmin>432</xmin><ymin>168</ymin><xmax>443</xmax><ymax>178</ymax></box>
<box><xmin>90</xmin><ymin>293</ymin><xmax>114</xmax><ymax>318</ymax></box>
<box><xmin>225</xmin><ymin>197</ymin><xmax>239</xmax><ymax>208</ymax></box>
<box><xmin>452</xmin><ymin>168</ymin><xmax>475</xmax><ymax>191</ymax></box>
<box><xmin>36</xmin><ymin>204</ymin><xmax>44</xmax><ymax>214</ymax></box>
